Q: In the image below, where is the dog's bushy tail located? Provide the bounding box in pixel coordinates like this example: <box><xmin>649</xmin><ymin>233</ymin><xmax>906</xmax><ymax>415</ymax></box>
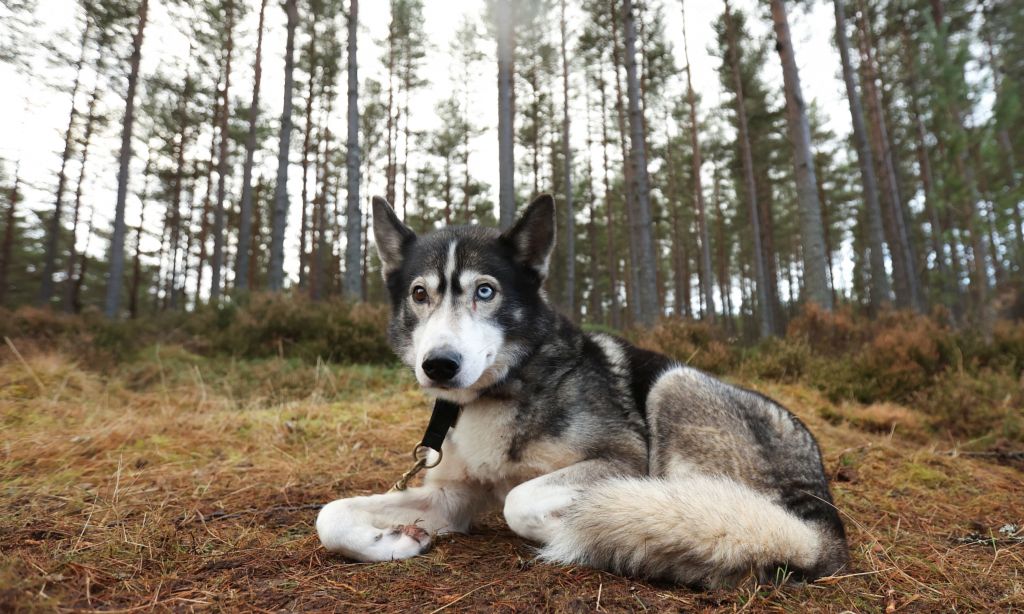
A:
<box><xmin>539</xmin><ymin>475</ymin><xmax>847</xmax><ymax>587</ymax></box>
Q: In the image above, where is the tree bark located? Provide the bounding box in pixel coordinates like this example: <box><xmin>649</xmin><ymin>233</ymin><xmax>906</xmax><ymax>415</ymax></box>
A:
<box><xmin>129</xmin><ymin>154</ymin><xmax>154</xmax><ymax>319</ymax></box>
<box><xmin>597</xmin><ymin>75</ymin><xmax>621</xmax><ymax>328</ymax></box>
<box><xmin>496</xmin><ymin>0</ymin><xmax>515</xmax><ymax>229</ymax></box>
<box><xmin>0</xmin><ymin>169</ymin><xmax>19</xmax><ymax>307</ymax></box>
<box><xmin>235</xmin><ymin>0</ymin><xmax>267</xmax><ymax>292</ymax></box>
<box><xmin>64</xmin><ymin>80</ymin><xmax>101</xmax><ymax>312</ymax></box>
<box><xmin>610</xmin><ymin>0</ymin><xmax>639</xmax><ymax>324</ymax></box>
<box><xmin>268</xmin><ymin>0</ymin><xmax>299</xmax><ymax>291</ymax></box>
<box><xmin>833</xmin><ymin>0</ymin><xmax>891</xmax><ymax>310</ymax></box>
<box><xmin>165</xmin><ymin>67</ymin><xmax>194</xmax><ymax>311</ymax></box>
<box><xmin>928</xmin><ymin>4</ymin><xmax>989</xmax><ymax>322</ymax></box>
<box><xmin>712</xmin><ymin>164</ymin><xmax>734</xmax><ymax>330</ymax></box>
<box><xmin>209</xmin><ymin>0</ymin><xmax>235</xmax><ymax>302</ymax></box>
<box><xmin>681</xmin><ymin>0</ymin><xmax>715</xmax><ymax>320</ymax></box>
<box><xmin>104</xmin><ymin>0</ymin><xmax>148</xmax><ymax>318</ymax></box>
<box><xmin>770</xmin><ymin>0</ymin><xmax>832</xmax><ymax>311</ymax></box>
<box><xmin>724</xmin><ymin>0</ymin><xmax>774</xmax><ymax>337</ymax></box>
<box><xmin>854</xmin><ymin>0</ymin><xmax>923</xmax><ymax>312</ymax></box>
<box><xmin>559</xmin><ymin>0</ymin><xmax>576</xmax><ymax>320</ymax></box>
<box><xmin>385</xmin><ymin>17</ymin><xmax>397</xmax><ymax>208</ymax></box>
<box><xmin>71</xmin><ymin>200</ymin><xmax>97</xmax><ymax>313</ymax></box>
<box><xmin>298</xmin><ymin>21</ymin><xmax>318</xmax><ymax>289</ymax></box>
<box><xmin>343</xmin><ymin>0</ymin><xmax>362</xmax><ymax>300</ymax></box>
<box><xmin>584</xmin><ymin>82</ymin><xmax>601</xmax><ymax>323</ymax></box>
<box><xmin>40</xmin><ymin>15</ymin><xmax>93</xmax><ymax>307</ymax></box>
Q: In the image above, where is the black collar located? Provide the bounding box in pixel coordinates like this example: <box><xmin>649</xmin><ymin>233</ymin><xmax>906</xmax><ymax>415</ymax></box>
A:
<box><xmin>419</xmin><ymin>398</ymin><xmax>461</xmax><ymax>453</ymax></box>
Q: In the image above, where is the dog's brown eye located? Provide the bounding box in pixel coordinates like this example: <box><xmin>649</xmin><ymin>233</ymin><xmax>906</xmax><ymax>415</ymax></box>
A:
<box><xmin>411</xmin><ymin>286</ymin><xmax>428</xmax><ymax>304</ymax></box>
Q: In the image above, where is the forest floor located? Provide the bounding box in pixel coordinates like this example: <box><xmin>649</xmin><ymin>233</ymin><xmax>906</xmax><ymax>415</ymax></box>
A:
<box><xmin>1</xmin><ymin>344</ymin><xmax>1022</xmax><ymax>613</ymax></box>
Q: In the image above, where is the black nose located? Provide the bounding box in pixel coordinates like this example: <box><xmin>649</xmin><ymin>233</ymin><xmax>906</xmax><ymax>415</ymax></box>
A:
<box><xmin>422</xmin><ymin>352</ymin><xmax>461</xmax><ymax>383</ymax></box>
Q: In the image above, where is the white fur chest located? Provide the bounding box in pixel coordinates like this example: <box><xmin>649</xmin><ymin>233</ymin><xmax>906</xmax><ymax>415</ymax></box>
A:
<box><xmin>438</xmin><ymin>398</ymin><xmax>582</xmax><ymax>493</ymax></box>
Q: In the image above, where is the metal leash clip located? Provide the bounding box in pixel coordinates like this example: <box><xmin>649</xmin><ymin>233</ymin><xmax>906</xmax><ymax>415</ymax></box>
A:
<box><xmin>390</xmin><ymin>444</ymin><xmax>443</xmax><ymax>492</ymax></box>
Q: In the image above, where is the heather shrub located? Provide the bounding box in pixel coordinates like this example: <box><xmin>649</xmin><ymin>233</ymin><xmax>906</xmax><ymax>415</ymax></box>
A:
<box><xmin>635</xmin><ymin>318</ymin><xmax>735</xmax><ymax>374</ymax></box>
<box><xmin>785</xmin><ymin>303</ymin><xmax>861</xmax><ymax>354</ymax></box>
<box><xmin>199</xmin><ymin>293</ymin><xmax>392</xmax><ymax>363</ymax></box>
<box><xmin>738</xmin><ymin>337</ymin><xmax>814</xmax><ymax>382</ymax></box>
<box><xmin>915</xmin><ymin>368</ymin><xmax>1023</xmax><ymax>443</ymax></box>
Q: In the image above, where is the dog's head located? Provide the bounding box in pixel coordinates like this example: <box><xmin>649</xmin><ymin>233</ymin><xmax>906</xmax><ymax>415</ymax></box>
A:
<box><xmin>372</xmin><ymin>195</ymin><xmax>556</xmax><ymax>404</ymax></box>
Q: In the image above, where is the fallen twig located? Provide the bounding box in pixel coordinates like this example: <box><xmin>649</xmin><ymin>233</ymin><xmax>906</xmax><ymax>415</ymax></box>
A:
<box><xmin>176</xmin><ymin>503</ymin><xmax>323</xmax><ymax>526</ymax></box>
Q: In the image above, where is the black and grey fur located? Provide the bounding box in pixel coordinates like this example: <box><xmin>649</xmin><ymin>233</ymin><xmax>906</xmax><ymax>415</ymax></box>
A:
<box><xmin>316</xmin><ymin>195</ymin><xmax>848</xmax><ymax>588</ymax></box>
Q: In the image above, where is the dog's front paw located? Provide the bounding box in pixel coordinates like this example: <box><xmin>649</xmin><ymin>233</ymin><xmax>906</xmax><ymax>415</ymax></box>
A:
<box><xmin>379</xmin><ymin>524</ymin><xmax>432</xmax><ymax>559</ymax></box>
<box><xmin>316</xmin><ymin>499</ymin><xmax>433</xmax><ymax>561</ymax></box>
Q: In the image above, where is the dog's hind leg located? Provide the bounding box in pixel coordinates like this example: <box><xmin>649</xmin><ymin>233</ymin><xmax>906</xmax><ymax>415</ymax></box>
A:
<box><xmin>316</xmin><ymin>483</ymin><xmax>488</xmax><ymax>562</ymax></box>
<box><xmin>502</xmin><ymin>460</ymin><xmax>635</xmax><ymax>545</ymax></box>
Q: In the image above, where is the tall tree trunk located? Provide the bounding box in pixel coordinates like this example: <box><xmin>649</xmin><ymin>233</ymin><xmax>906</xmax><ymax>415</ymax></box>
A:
<box><xmin>927</xmin><ymin>4</ymin><xmax>989</xmax><ymax>322</ymax></box>
<box><xmin>129</xmin><ymin>154</ymin><xmax>154</xmax><ymax>319</ymax></box>
<box><xmin>64</xmin><ymin>80</ymin><xmax>101</xmax><ymax>312</ymax></box>
<box><xmin>249</xmin><ymin>180</ymin><xmax>263</xmax><ymax>289</ymax></box>
<box><xmin>854</xmin><ymin>0</ymin><xmax>922</xmax><ymax>312</ymax></box>
<box><xmin>0</xmin><ymin>168</ymin><xmax>19</xmax><ymax>307</ymax></box>
<box><xmin>399</xmin><ymin>64</ymin><xmax>412</xmax><ymax>219</ymax></box>
<box><xmin>584</xmin><ymin>83</ymin><xmax>601</xmax><ymax>323</ymax></box>
<box><xmin>834</xmin><ymin>0</ymin><xmax>891</xmax><ymax>310</ymax></box>
<box><xmin>343</xmin><ymin>0</ymin><xmax>362</xmax><ymax>300</ymax></box>
<box><xmin>235</xmin><ymin>0</ymin><xmax>267</xmax><ymax>292</ymax></box>
<box><xmin>724</xmin><ymin>0</ymin><xmax>774</xmax><ymax>337</ymax></box>
<box><xmin>770</xmin><ymin>0</ymin><xmax>832</xmax><ymax>311</ymax></box>
<box><xmin>890</xmin><ymin>18</ymin><xmax>959</xmax><ymax>316</ymax></box>
<box><xmin>385</xmin><ymin>23</ymin><xmax>398</xmax><ymax>208</ymax></box>
<box><xmin>104</xmin><ymin>0</ymin><xmax>148</xmax><ymax>318</ymax></box>
<box><xmin>298</xmin><ymin>21</ymin><xmax>318</xmax><ymax>289</ymax></box>
<box><xmin>40</xmin><ymin>16</ymin><xmax>93</xmax><ymax>307</ymax></box>
<box><xmin>712</xmin><ymin>164</ymin><xmax>734</xmax><ymax>330</ymax></box>
<box><xmin>496</xmin><ymin>0</ymin><xmax>515</xmax><ymax>229</ymax></box>
<box><xmin>814</xmin><ymin>155</ymin><xmax>837</xmax><ymax>301</ymax></box>
<box><xmin>210</xmin><ymin>0</ymin><xmax>235</xmax><ymax>302</ymax></box>
<box><xmin>72</xmin><ymin>202</ymin><xmax>96</xmax><ymax>313</ymax></box>
<box><xmin>559</xmin><ymin>0</ymin><xmax>576</xmax><ymax>320</ymax></box>
<box><xmin>268</xmin><ymin>0</ymin><xmax>299</xmax><ymax>291</ymax></box>
<box><xmin>165</xmin><ymin>68</ymin><xmax>193</xmax><ymax>311</ymax></box>
<box><xmin>621</xmin><ymin>0</ymin><xmax>658</xmax><ymax>326</ymax></box>
<box><xmin>312</xmin><ymin>100</ymin><xmax>332</xmax><ymax>301</ymax></box>
<box><xmin>667</xmin><ymin>155</ymin><xmax>690</xmax><ymax>318</ymax></box>
<box><xmin>597</xmin><ymin>75</ymin><xmax>621</xmax><ymax>328</ymax></box>
<box><xmin>610</xmin><ymin>0</ymin><xmax>638</xmax><ymax>324</ymax></box>
<box><xmin>681</xmin><ymin>0</ymin><xmax>715</xmax><ymax>320</ymax></box>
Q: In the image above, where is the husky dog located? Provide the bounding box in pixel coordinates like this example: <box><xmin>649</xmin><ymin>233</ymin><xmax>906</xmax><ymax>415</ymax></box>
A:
<box><xmin>316</xmin><ymin>195</ymin><xmax>848</xmax><ymax>587</ymax></box>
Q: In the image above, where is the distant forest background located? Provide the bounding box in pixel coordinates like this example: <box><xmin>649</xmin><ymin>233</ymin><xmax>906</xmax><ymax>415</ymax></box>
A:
<box><xmin>1</xmin><ymin>0</ymin><xmax>1022</xmax><ymax>340</ymax></box>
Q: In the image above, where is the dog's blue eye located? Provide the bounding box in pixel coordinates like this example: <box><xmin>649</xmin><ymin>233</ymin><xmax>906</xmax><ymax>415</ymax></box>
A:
<box><xmin>475</xmin><ymin>284</ymin><xmax>495</xmax><ymax>301</ymax></box>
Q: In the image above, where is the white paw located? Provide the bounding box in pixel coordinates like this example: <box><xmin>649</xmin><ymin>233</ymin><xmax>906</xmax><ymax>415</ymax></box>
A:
<box><xmin>316</xmin><ymin>499</ymin><xmax>433</xmax><ymax>562</ymax></box>
<box><xmin>370</xmin><ymin>524</ymin><xmax>433</xmax><ymax>560</ymax></box>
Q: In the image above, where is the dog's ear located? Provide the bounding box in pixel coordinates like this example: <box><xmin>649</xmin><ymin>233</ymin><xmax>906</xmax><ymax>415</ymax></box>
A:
<box><xmin>372</xmin><ymin>196</ymin><xmax>415</xmax><ymax>275</ymax></box>
<box><xmin>501</xmin><ymin>194</ymin><xmax>556</xmax><ymax>279</ymax></box>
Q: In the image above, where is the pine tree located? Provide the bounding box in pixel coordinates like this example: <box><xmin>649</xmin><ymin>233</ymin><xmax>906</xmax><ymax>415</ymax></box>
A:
<box><xmin>235</xmin><ymin>0</ymin><xmax>268</xmax><ymax>293</ymax></box>
<box><xmin>621</xmin><ymin>0</ymin><xmax>659</xmax><ymax>326</ymax></box>
<box><xmin>39</xmin><ymin>6</ymin><xmax>94</xmax><ymax>307</ymax></box>
<box><xmin>721</xmin><ymin>1</ymin><xmax>775</xmax><ymax>337</ymax></box>
<box><xmin>104</xmin><ymin>0</ymin><xmax>149</xmax><ymax>318</ymax></box>
<box><xmin>833</xmin><ymin>0</ymin><xmax>891</xmax><ymax>310</ymax></box>
<box><xmin>770</xmin><ymin>0</ymin><xmax>833</xmax><ymax>311</ymax></box>
<box><xmin>494</xmin><ymin>0</ymin><xmax>516</xmax><ymax>228</ymax></box>
<box><xmin>268</xmin><ymin>0</ymin><xmax>299</xmax><ymax>291</ymax></box>
<box><xmin>343</xmin><ymin>0</ymin><xmax>362</xmax><ymax>301</ymax></box>
<box><xmin>680</xmin><ymin>0</ymin><xmax>715</xmax><ymax>320</ymax></box>
<box><xmin>208</xmin><ymin>0</ymin><xmax>236</xmax><ymax>302</ymax></box>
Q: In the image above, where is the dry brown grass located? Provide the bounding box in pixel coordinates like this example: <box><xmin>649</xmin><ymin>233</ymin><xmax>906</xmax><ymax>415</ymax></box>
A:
<box><xmin>2</xmin><ymin>344</ymin><xmax>1022</xmax><ymax>612</ymax></box>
